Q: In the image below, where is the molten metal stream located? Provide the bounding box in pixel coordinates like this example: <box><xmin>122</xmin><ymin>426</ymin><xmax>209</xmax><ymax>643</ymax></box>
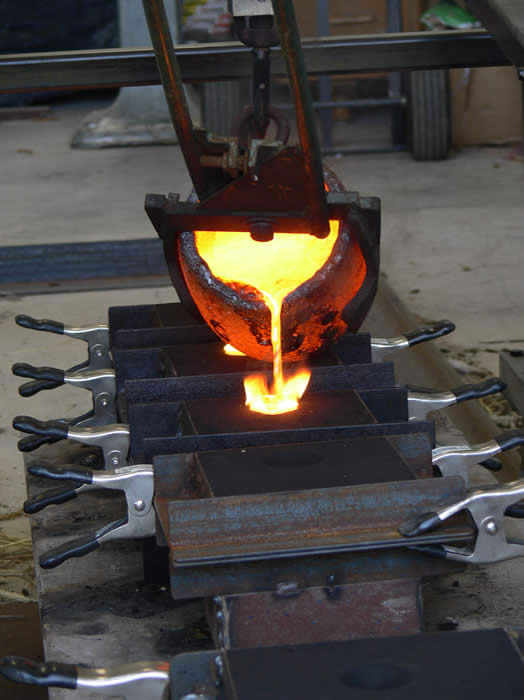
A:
<box><xmin>194</xmin><ymin>221</ymin><xmax>339</xmax><ymax>414</ymax></box>
<box><xmin>243</xmin><ymin>289</ymin><xmax>311</xmax><ymax>414</ymax></box>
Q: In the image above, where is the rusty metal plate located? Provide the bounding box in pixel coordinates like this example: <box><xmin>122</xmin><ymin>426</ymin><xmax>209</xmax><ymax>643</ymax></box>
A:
<box><xmin>167</xmin><ymin>476</ymin><xmax>470</xmax><ymax>566</ymax></box>
<box><xmin>211</xmin><ymin>579</ymin><xmax>422</xmax><ymax>649</ymax></box>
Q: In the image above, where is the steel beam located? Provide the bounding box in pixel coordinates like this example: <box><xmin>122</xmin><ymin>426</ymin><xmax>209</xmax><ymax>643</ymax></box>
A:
<box><xmin>0</xmin><ymin>30</ymin><xmax>509</xmax><ymax>95</ymax></box>
<box><xmin>466</xmin><ymin>0</ymin><xmax>524</xmax><ymax>68</ymax></box>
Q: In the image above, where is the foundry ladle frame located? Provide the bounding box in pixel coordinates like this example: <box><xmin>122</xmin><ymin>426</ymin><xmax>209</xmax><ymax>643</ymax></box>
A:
<box><xmin>141</xmin><ymin>0</ymin><xmax>336</xmax><ymax>240</ymax></box>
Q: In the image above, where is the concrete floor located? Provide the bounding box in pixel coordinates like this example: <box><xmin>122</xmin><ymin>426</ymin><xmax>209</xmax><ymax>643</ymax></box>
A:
<box><xmin>0</xmin><ymin>98</ymin><xmax>523</xmax><ymax>573</ymax></box>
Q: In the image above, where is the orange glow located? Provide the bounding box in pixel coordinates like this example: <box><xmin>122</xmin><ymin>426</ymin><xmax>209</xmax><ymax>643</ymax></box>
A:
<box><xmin>224</xmin><ymin>343</ymin><xmax>246</xmax><ymax>356</ymax></box>
<box><xmin>194</xmin><ymin>220</ymin><xmax>339</xmax><ymax>414</ymax></box>
<box><xmin>244</xmin><ymin>366</ymin><xmax>311</xmax><ymax>415</ymax></box>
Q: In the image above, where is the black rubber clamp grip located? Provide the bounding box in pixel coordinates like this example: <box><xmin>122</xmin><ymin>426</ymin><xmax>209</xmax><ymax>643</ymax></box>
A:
<box><xmin>404</xmin><ymin>320</ymin><xmax>455</xmax><ymax>346</ymax></box>
<box><xmin>39</xmin><ymin>534</ymin><xmax>100</xmax><ymax>569</ymax></box>
<box><xmin>24</xmin><ymin>486</ymin><xmax>80</xmax><ymax>514</ymax></box>
<box><xmin>13</xmin><ymin>416</ymin><xmax>69</xmax><ymax>441</ymax></box>
<box><xmin>18</xmin><ymin>358</ymin><xmax>90</xmax><ymax>398</ymax></box>
<box><xmin>12</xmin><ymin>363</ymin><xmax>65</xmax><ymax>384</ymax></box>
<box><xmin>28</xmin><ymin>462</ymin><xmax>93</xmax><ymax>484</ymax></box>
<box><xmin>506</xmin><ymin>501</ymin><xmax>524</xmax><ymax>519</ymax></box>
<box><xmin>18</xmin><ymin>434</ymin><xmax>59</xmax><ymax>452</ymax></box>
<box><xmin>0</xmin><ymin>656</ymin><xmax>77</xmax><ymax>689</ymax></box>
<box><xmin>479</xmin><ymin>457</ymin><xmax>503</xmax><ymax>472</ymax></box>
<box><xmin>16</xmin><ymin>411</ymin><xmax>93</xmax><ymax>450</ymax></box>
<box><xmin>454</xmin><ymin>377</ymin><xmax>506</xmax><ymax>403</ymax></box>
<box><xmin>495</xmin><ymin>430</ymin><xmax>524</xmax><ymax>452</ymax></box>
<box><xmin>19</xmin><ymin>379</ymin><xmax>62</xmax><ymax>397</ymax></box>
<box><xmin>15</xmin><ymin>314</ymin><xmax>64</xmax><ymax>335</ymax></box>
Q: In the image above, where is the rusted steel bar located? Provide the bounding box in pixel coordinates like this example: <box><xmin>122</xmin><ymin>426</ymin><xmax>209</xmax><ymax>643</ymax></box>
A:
<box><xmin>271</xmin><ymin>0</ymin><xmax>328</xmax><ymax>238</ymax></box>
<box><xmin>167</xmin><ymin>476</ymin><xmax>470</xmax><ymax>565</ymax></box>
<box><xmin>141</xmin><ymin>0</ymin><xmax>204</xmax><ymax>195</ymax></box>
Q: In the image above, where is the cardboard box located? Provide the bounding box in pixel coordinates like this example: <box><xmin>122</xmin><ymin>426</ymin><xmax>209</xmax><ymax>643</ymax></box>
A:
<box><xmin>294</xmin><ymin>0</ymin><xmax>424</xmax><ymax>38</ymax></box>
<box><xmin>450</xmin><ymin>66</ymin><xmax>522</xmax><ymax>146</ymax></box>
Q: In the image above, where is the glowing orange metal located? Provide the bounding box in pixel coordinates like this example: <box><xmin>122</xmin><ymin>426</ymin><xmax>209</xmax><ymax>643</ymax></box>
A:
<box><xmin>224</xmin><ymin>343</ymin><xmax>246</xmax><ymax>356</ymax></box>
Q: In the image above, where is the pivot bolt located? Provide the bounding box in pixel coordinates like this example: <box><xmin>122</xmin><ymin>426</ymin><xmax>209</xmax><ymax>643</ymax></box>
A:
<box><xmin>111</xmin><ymin>456</ymin><xmax>120</xmax><ymax>466</ymax></box>
<box><xmin>214</xmin><ymin>654</ymin><xmax>224</xmax><ymax>684</ymax></box>
<box><xmin>484</xmin><ymin>518</ymin><xmax>498</xmax><ymax>535</ymax></box>
<box><xmin>134</xmin><ymin>499</ymin><xmax>146</xmax><ymax>512</ymax></box>
<box><xmin>100</xmin><ymin>398</ymin><xmax>109</xmax><ymax>408</ymax></box>
<box><xmin>249</xmin><ymin>218</ymin><xmax>274</xmax><ymax>242</ymax></box>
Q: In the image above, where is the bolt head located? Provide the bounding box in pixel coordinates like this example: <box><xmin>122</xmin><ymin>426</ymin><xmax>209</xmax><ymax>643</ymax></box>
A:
<box><xmin>95</xmin><ymin>348</ymin><xmax>104</xmax><ymax>358</ymax></box>
<box><xmin>111</xmin><ymin>456</ymin><xmax>120</xmax><ymax>466</ymax></box>
<box><xmin>100</xmin><ymin>398</ymin><xmax>109</xmax><ymax>407</ymax></box>
<box><xmin>214</xmin><ymin>653</ymin><xmax>224</xmax><ymax>680</ymax></box>
<box><xmin>134</xmin><ymin>499</ymin><xmax>146</xmax><ymax>512</ymax></box>
<box><xmin>484</xmin><ymin>518</ymin><xmax>498</xmax><ymax>535</ymax></box>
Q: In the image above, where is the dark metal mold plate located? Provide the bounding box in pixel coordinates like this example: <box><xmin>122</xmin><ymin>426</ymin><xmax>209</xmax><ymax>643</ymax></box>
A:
<box><xmin>221</xmin><ymin>629</ymin><xmax>524</xmax><ymax>700</ymax></box>
<box><xmin>194</xmin><ymin>436</ymin><xmax>418</xmax><ymax>498</ymax></box>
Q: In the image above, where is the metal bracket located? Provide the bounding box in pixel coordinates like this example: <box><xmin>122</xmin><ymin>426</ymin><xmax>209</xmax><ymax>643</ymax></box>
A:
<box><xmin>67</xmin><ymin>424</ymin><xmax>130</xmax><ymax>468</ymax></box>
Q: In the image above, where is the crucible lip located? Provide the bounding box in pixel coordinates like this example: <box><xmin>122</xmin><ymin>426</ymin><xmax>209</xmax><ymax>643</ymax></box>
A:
<box><xmin>178</xmin><ymin>217</ymin><xmax>352</xmax><ymax>314</ymax></box>
<box><xmin>178</xmin><ymin>229</ymin><xmax>267</xmax><ymax>314</ymax></box>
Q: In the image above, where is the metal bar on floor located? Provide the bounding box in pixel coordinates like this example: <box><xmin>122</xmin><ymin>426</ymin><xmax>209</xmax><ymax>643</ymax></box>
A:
<box><xmin>0</xmin><ymin>239</ymin><xmax>169</xmax><ymax>295</ymax></box>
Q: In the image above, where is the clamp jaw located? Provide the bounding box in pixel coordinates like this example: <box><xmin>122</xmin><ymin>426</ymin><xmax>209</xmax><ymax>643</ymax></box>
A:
<box><xmin>408</xmin><ymin>377</ymin><xmax>506</xmax><ymax>421</ymax></box>
<box><xmin>12</xmin><ymin>363</ymin><xmax>117</xmax><ymax>426</ymax></box>
<box><xmin>432</xmin><ymin>430</ymin><xmax>524</xmax><ymax>482</ymax></box>
<box><xmin>24</xmin><ymin>461</ymin><xmax>155</xmax><ymax>569</ymax></box>
<box><xmin>400</xmin><ymin>478</ymin><xmax>524</xmax><ymax>564</ymax></box>
<box><xmin>13</xmin><ymin>416</ymin><xmax>130</xmax><ymax>468</ymax></box>
<box><xmin>370</xmin><ymin>320</ymin><xmax>455</xmax><ymax>363</ymax></box>
<box><xmin>0</xmin><ymin>657</ymin><xmax>169</xmax><ymax>700</ymax></box>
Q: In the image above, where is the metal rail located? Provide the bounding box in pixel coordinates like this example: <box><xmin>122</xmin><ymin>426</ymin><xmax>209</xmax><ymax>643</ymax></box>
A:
<box><xmin>0</xmin><ymin>30</ymin><xmax>508</xmax><ymax>95</ymax></box>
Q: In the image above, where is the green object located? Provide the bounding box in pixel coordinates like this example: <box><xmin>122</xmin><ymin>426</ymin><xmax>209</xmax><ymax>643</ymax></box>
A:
<box><xmin>421</xmin><ymin>1</ymin><xmax>480</xmax><ymax>30</ymax></box>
